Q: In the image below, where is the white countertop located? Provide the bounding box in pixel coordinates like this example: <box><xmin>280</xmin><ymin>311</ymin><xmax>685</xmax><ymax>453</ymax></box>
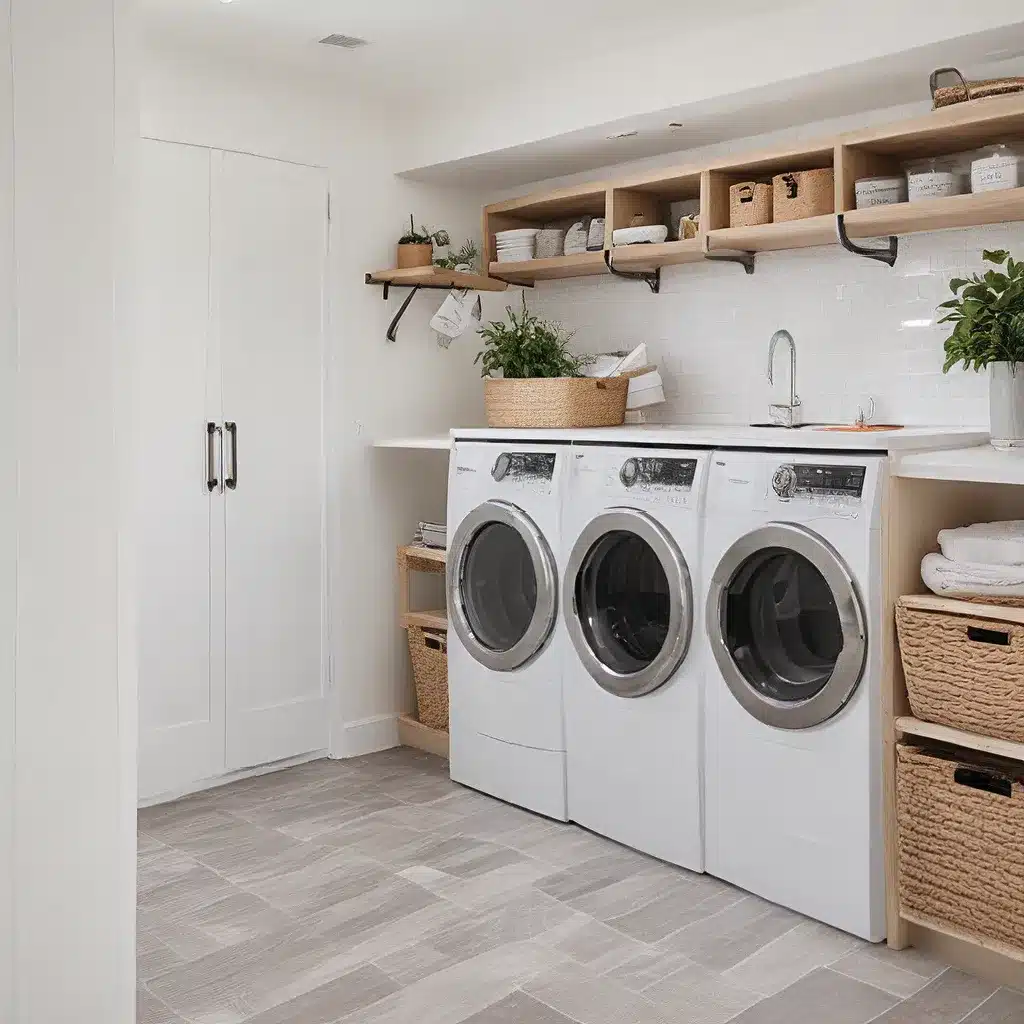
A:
<box><xmin>447</xmin><ymin>424</ymin><xmax>990</xmax><ymax>453</ymax></box>
<box><xmin>893</xmin><ymin>445</ymin><xmax>1024</xmax><ymax>484</ymax></box>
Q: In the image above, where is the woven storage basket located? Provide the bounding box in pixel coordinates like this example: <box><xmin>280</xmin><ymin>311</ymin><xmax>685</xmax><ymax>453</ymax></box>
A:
<box><xmin>407</xmin><ymin>626</ymin><xmax>448</xmax><ymax>732</ymax></box>
<box><xmin>484</xmin><ymin>376</ymin><xmax>629</xmax><ymax>429</ymax></box>
<box><xmin>931</xmin><ymin>66</ymin><xmax>1024</xmax><ymax>108</ymax></box>
<box><xmin>772</xmin><ymin>168</ymin><xmax>835</xmax><ymax>222</ymax></box>
<box><xmin>729</xmin><ymin>182</ymin><xmax>772</xmax><ymax>228</ymax></box>
<box><xmin>895</xmin><ymin>595</ymin><xmax>1024</xmax><ymax>744</ymax></box>
<box><xmin>896</xmin><ymin>743</ymin><xmax>1024</xmax><ymax>951</ymax></box>
<box><xmin>534</xmin><ymin>229</ymin><xmax>565</xmax><ymax>260</ymax></box>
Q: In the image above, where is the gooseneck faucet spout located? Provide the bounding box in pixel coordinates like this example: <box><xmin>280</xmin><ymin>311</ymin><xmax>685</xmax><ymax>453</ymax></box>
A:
<box><xmin>767</xmin><ymin>329</ymin><xmax>802</xmax><ymax>427</ymax></box>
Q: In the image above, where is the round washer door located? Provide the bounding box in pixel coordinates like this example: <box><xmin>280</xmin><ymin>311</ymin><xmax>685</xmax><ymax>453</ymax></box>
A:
<box><xmin>706</xmin><ymin>522</ymin><xmax>867</xmax><ymax>730</ymax></box>
<box><xmin>564</xmin><ymin>508</ymin><xmax>693</xmax><ymax>698</ymax></box>
<box><xmin>447</xmin><ymin>500</ymin><xmax>557</xmax><ymax>672</ymax></box>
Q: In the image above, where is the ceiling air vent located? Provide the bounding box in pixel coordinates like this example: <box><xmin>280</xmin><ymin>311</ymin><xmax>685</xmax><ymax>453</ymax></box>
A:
<box><xmin>319</xmin><ymin>34</ymin><xmax>369</xmax><ymax>49</ymax></box>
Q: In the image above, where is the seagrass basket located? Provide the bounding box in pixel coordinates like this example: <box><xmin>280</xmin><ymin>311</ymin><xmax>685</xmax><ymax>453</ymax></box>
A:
<box><xmin>407</xmin><ymin>626</ymin><xmax>448</xmax><ymax>732</ymax></box>
<box><xmin>484</xmin><ymin>377</ymin><xmax>629</xmax><ymax>429</ymax></box>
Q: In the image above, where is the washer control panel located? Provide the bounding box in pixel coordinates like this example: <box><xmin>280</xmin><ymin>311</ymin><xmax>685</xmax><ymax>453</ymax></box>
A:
<box><xmin>492</xmin><ymin>452</ymin><xmax>556</xmax><ymax>483</ymax></box>
<box><xmin>773</xmin><ymin>463</ymin><xmax>867</xmax><ymax>500</ymax></box>
<box><xmin>618</xmin><ymin>457</ymin><xmax>697</xmax><ymax>491</ymax></box>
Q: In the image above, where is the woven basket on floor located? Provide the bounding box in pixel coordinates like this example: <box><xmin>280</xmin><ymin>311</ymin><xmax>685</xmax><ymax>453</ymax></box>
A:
<box><xmin>895</xmin><ymin>595</ymin><xmax>1024</xmax><ymax>744</ymax></box>
<box><xmin>772</xmin><ymin>168</ymin><xmax>835</xmax><ymax>222</ymax></box>
<box><xmin>484</xmin><ymin>376</ymin><xmax>629</xmax><ymax>429</ymax></box>
<box><xmin>407</xmin><ymin>626</ymin><xmax>448</xmax><ymax>732</ymax></box>
<box><xmin>896</xmin><ymin>743</ymin><xmax>1024</xmax><ymax>951</ymax></box>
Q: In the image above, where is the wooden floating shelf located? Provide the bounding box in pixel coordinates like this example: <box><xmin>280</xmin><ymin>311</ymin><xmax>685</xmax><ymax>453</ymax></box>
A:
<box><xmin>895</xmin><ymin>716</ymin><xmax>1024</xmax><ymax>765</ymax></box>
<box><xmin>707</xmin><ymin>215</ymin><xmax>837</xmax><ymax>253</ymax></box>
<box><xmin>610</xmin><ymin>239</ymin><xmax>704</xmax><ymax>270</ymax></box>
<box><xmin>843</xmin><ymin>187</ymin><xmax>1024</xmax><ymax>239</ymax></box>
<box><xmin>398</xmin><ymin>713</ymin><xmax>449</xmax><ymax>759</ymax></box>
<box><xmin>400</xmin><ymin>544</ymin><xmax>446</xmax><ymax>565</ymax></box>
<box><xmin>366</xmin><ymin>266</ymin><xmax>508</xmax><ymax>292</ymax></box>
<box><xmin>489</xmin><ymin>252</ymin><xmax>607</xmax><ymax>284</ymax></box>
<box><xmin>402</xmin><ymin>609</ymin><xmax>448</xmax><ymax>631</ymax></box>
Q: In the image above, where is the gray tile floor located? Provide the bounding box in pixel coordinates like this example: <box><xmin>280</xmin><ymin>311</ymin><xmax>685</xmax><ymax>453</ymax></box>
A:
<box><xmin>138</xmin><ymin>749</ymin><xmax>1022</xmax><ymax>1024</ymax></box>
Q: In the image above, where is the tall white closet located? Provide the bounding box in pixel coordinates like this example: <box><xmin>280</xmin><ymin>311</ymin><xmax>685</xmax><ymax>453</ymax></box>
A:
<box><xmin>138</xmin><ymin>139</ymin><xmax>329</xmax><ymax>801</ymax></box>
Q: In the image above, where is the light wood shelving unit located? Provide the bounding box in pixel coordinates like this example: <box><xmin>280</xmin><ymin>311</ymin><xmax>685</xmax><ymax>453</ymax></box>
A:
<box><xmin>366</xmin><ymin>266</ymin><xmax>508</xmax><ymax>292</ymax></box>
<box><xmin>895</xmin><ymin>715</ymin><xmax>1024</xmax><ymax>764</ymax></box>
<box><xmin>397</xmin><ymin>544</ymin><xmax>449</xmax><ymax>757</ymax></box>
<box><xmin>480</xmin><ymin>93</ymin><xmax>1024</xmax><ymax>286</ymax></box>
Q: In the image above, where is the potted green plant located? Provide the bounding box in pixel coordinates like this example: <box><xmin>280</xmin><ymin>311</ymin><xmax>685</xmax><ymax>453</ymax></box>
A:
<box><xmin>940</xmin><ymin>248</ymin><xmax>1024</xmax><ymax>448</ymax></box>
<box><xmin>433</xmin><ymin>239</ymin><xmax>479</xmax><ymax>272</ymax></box>
<box><xmin>397</xmin><ymin>215</ymin><xmax>451</xmax><ymax>269</ymax></box>
<box><xmin>475</xmin><ymin>297</ymin><xmax>627</xmax><ymax>428</ymax></box>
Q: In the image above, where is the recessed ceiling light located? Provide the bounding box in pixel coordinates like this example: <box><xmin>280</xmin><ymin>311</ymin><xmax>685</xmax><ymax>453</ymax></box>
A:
<box><xmin>319</xmin><ymin>34</ymin><xmax>370</xmax><ymax>49</ymax></box>
<box><xmin>606</xmin><ymin>130</ymin><xmax>639</xmax><ymax>140</ymax></box>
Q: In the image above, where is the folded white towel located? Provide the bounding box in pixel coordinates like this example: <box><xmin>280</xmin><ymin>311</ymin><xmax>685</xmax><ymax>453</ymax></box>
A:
<box><xmin>938</xmin><ymin>521</ymin><xmax>1024</xmax><ymax>566</ymax></box>
<box><xmin>922</xmin><ymin>551</ymin><xmax>1024</xmax><ymax>597</ymax></box>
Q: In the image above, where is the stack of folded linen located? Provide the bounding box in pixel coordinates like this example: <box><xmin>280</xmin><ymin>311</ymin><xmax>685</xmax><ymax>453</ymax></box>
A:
<box><xmin>414</xmin><ymin>521</ymin><xmax>447</xmax><ymax>550</ymax></box>
<box><xmin>922</xmin><ymin>521</ymin><xmax>1024</xmax><ymax>599</ymax></box>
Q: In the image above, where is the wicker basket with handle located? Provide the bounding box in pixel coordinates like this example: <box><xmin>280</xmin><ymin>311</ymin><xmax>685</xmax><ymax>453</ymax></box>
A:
<box><xmin>930</xmin><ymin>66</ymin><xmax>1024</xmax><ymax>109</ymax></box>
<box><xmin>895</xmin><ymin>594</ymin><xmax>1024</xmax><ymax>744</ymax></box>
<box><xmin>729</xmin><ymin>182</ymin><xmax>772</xmax><ymax>228</ymax></box>
<box><xmin>484</xmin><ymin>376</ymin><xmax>629</xmax><ymax>429</ymax></box>
<box><xmin>896</xmin><ymin>743</ymin><xmax>1024</xmax><ymax>951</ymax></box>
<box><xmin>772</xmin><ymin>168</ymin><xmax>835</xmax><ymax>222</ymax></box>
<box><xmin>407</xmin><ymin>626</ymin><xmax>448</xmax><ymax>732</ymax></box>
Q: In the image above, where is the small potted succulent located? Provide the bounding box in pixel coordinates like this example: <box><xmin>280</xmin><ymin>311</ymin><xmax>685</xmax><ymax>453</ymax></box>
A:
<box><xmin>475</xmin><ymin>297</ymin><xmax>627</xmax><ymax>428</ymax></box>
<box><xmin>940</xmin><ymin>249</ymin><xmax>1024</xmax><ymax>448</ymax></box>
<box><xmin>397</xmin><ymin>215</ymin><xmax>451</xmax><ymax>269</ymax></box>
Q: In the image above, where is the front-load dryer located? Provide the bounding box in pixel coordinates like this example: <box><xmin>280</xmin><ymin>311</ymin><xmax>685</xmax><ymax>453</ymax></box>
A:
<box><xmin>702</xmin><ymin>451</ymin><xmax>886</xmax><ymax>940</ymax></box>
<box><xmin>562</xmin><ymin>446</ymin><xmax>709</xmax><ymax>869</ymax></box>
<box><xmin>446</xmin><ymin>441</ymin><xmax>568</xmax><ymax>820</ymax></box>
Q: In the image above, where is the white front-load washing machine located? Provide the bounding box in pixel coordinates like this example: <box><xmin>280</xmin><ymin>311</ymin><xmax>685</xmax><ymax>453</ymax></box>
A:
<box><xmin>702</xmin><ymin>450</ymin><xmax>886</xmax><ymax>940</ymax></box>
<box><xmin>562</xmin><ymin>446</ymin><xmax>709</xmax><ymax>869</ymax></box>
<box><xmin>446</xmin><ymin>440</ymin><xmax>568</xmax><ymax>820</ymax></box>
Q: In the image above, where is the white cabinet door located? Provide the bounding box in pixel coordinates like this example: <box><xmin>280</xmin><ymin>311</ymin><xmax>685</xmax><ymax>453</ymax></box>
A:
<box><xmin>213</xmin><ymin>151</ymin><xmax>329</xmax><ymax>770</ymax></box>
<box><xmin>137</xmin><ymin>140</ymin><xmax>224</xmax><ymax>799</ymax></box>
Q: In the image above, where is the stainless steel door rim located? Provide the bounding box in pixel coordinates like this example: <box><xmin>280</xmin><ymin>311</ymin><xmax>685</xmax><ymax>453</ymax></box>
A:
<box><xmin>564</xmin><ymin>508</ymin><xmax>693</xmax><ymax>698</ymax></box>
<box><xmin>706</xmin><ymin>522</ymin><xmax>867</xmax><ymax>730</ymax></box>
<box><xmin>447</xmin><ymin>500</ymin><xmax>557</xmax><ymax>672</ymax></box>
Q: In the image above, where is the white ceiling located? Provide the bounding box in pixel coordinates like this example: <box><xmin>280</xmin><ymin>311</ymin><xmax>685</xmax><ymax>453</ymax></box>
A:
<box><xmin>140</xmin><ymin>0</ymin><xmax>786</xmax><ymax>97</ymax></box>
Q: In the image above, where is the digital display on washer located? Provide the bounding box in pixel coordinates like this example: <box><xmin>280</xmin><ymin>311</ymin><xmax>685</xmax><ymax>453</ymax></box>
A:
<box><xmin>795</xmin><ymin>464</ymin><xmax>866</xmax><ymax>497</ymax></box>
<box><xmin>626</xmin><ymin>458</ymin><xmax>697</xmax><ymax>488</ymax></box>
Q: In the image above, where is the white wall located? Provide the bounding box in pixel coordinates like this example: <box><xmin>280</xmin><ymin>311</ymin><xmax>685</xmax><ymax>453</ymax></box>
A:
<box><xmin>1</xmin><ymin>0</ymin><xmax>136</xmax><ymax>1020</ymax></box>
<box><xmin>492</xmin><ymin>109</ymin><xmax>1016</xmax><ymax>429</ymax></box>
<box><xmin>140</xmin><ymin>43</ymin><xmax>508</xmax><ymax>756</ymax></box>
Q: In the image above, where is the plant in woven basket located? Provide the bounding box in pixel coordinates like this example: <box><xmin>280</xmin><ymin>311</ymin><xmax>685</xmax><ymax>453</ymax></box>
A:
<box><xmin>433</xmin><ymin>239</ymin><xmax>479</xmax><ymax>271</ymax></box>
<box><xmin>398</xmin><ymin>214</ymin><xmax>451</xmax><ymax>248</ymax></box>
<box><xmin>475</xmin><ymin>296</ymin><xmax>588</xmax><ymax>379</ymax></box>
<box><xmin>940</xmin><ymin>249</ymin><xmax>1024</xmax><ymax>448</ymax></box>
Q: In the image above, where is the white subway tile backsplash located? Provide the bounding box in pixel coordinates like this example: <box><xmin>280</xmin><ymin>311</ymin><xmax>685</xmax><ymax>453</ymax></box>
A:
<box><xmin>524</xmin><ymin>224</ymin><xmax>1024</xmax><ymax>427</ymax></box>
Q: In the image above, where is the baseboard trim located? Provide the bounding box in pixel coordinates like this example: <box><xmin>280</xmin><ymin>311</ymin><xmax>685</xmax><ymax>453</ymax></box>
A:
<box><xmin>138</xmin><ymin>749</ymin><xmax>328</xmax><ymax>808</ymax></box>
<box><xmin>343</xmin><ymin>713</ymin><xmax>401</xmax><ymax>757</ymax></box>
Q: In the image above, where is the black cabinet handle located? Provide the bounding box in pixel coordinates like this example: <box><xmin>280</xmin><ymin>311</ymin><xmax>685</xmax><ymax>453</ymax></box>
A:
<box><xmin>225</xmin><ymin>422</ymin><xmax>238</xmax><ymax>491</ymax></box>
<box><xmin>206</xmin><ymin>422</ymin><xmax>220</xmax><ymax>493</ymax></box>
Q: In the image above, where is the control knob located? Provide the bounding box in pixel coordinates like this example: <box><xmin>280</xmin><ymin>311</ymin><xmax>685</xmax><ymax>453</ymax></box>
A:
<box><xmin>620</xmin><ymin>458</ymin><xmax>640</xmax><ymax>487</ymax></box>
<box><xmin>772</xmin><ymin>464</ymin><xmax>797</xmax><ymax>499</ymax></box>
<box><xmin>492</xmin><ymin>453</ymin><xmax>511</xmax><ymax>481</ymax></box>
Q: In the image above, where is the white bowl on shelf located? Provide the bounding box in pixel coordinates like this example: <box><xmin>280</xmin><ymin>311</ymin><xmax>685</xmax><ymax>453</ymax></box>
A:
<box><xmin>612</xmin><ymin>225</ymin><xmax>669</xmax><ymax>246</ymax></box>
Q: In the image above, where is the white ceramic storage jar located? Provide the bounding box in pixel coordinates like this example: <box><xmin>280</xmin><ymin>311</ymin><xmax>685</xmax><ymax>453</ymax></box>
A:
<box><xmin>854</xmin><ymin>175</ymin><xmax>907</xmax><ymax>208</ymax></box>
<box><xmin>971</xmin><ymin>144</ymin><xmax>1023</xmax><ymax>193</ymax></box>
<box><xmin>906</xmin><ymin>158</ymin><xmax>964</xmax><ymax>202</ymax></box>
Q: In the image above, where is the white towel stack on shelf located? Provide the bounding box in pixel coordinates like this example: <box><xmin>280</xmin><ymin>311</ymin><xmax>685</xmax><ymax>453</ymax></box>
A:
<box><xmin>922</xmin><ymin>521</ymin><xmax>1024</xmax><ymax>598</ymax></box>
<box><xmin>414</xmin><ymin>521</ymin><xmax>447</xmax><ymax>550</ymax></box>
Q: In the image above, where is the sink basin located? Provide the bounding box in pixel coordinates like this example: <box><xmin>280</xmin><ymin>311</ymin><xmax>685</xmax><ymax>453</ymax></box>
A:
<box><xmin>748</xmin><ymin>422</ymin><xmax>832</xmax><ymax>429</ymax></box>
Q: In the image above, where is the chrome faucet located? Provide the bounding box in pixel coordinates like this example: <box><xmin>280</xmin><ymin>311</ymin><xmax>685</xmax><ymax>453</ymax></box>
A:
<box><xmin>767</xmin><ymin>329</ymin><xmax>802</xmax><ymax>428</ymax></box>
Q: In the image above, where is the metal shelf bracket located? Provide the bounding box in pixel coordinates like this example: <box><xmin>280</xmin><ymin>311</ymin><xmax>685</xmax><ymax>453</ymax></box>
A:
<box><xmin>604</xmin><ymin>250</ymin><xmax>661</xmax><ymax>293</ymax></box>
<box><xmin>836</xmin><ymin>214</ymin><xmax>898</xmax><ymax>267</ymax></box>
<box><xmin>704</xmin><ymin>248</ymin><xmax>756</xmax><ymax>275</ymax></box>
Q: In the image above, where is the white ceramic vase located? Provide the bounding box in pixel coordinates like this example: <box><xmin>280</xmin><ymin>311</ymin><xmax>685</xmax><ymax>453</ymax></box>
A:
<box><xmin>989</xmin><ymin>361</ymin><xmax>1024</xmax><ymax>449</ymax></box>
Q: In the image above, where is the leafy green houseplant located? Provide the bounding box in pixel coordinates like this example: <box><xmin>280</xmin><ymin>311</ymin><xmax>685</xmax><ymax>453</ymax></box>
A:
<box><xmin>474</xmin><ymin>298</ymin><xmax>626</xmax><ymax>429</ymax></box>
<box><xmin>396</xmin><ymin>214</ymin><xmax>451</xmax><ymax>269</ymax></box>
<box><xmin>433</xmin><ymin>239</ymin><xmax>480</xmax><ymax>272</ymax></box>
<box><xmin>939</xmin><ymin>249</ymin><xmax>1024</xmax><ymax>448</ymax></box>
<box><xmin>475</xmin><ymin>297</ymin><xmax>587</xmax><ymax>378</ymax></box>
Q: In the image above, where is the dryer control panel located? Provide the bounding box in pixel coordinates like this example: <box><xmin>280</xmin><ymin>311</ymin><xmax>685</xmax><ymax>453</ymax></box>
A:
<box><xmin>619</xmin><ymin>457</ymin><xmax>697</xmax><ymax>491</ymax></box>
<box><xmin>773</xmin><ymin>463</ymin><xmax>867</xmax><ymax>500</ymax></box>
